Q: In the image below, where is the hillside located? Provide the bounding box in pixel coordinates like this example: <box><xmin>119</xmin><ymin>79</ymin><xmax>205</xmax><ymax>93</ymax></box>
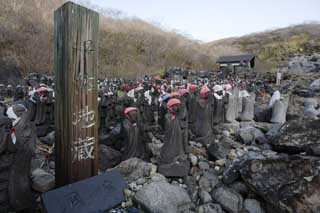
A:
<box><xmin>0</xmin><ymin>0</ymin><xmax>214</xmax><ymax>78</ymax></box>
<box><xmin>206</xmin><ymin>23</ymin><xmax>320</xmax><ymax>71</ymax></box>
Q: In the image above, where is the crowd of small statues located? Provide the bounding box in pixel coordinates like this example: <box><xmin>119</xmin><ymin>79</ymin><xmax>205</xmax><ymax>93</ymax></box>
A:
<box><xmin>0</xmin><ymin>72</ymin><xmax>291</xmax><ymax>212</ymax></box>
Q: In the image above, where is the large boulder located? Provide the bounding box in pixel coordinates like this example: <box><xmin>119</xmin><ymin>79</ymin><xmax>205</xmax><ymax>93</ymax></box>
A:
<box><xmin>272</xmin><ymin>119</ymin><xmax>320</xmax><ymax>155</ymax></box>
<box><xmin>240</xmin><ymin>154</ymin><xmax>320</xmax><ymax>213</ymax></box>
<box><xmin>133</xmin><ymin>181</ymin><xmax>191</xmax><ymax>213</ymax></box>
<box><xmin>211</xmin><ymin>186</ymin><xmax>243</xmax><ymax>213</ymax></box>
<box><xmin>111</xmin><ymin>158</ymin><xmax>154</xmax><ymax>182</ymax></box>
<box><xmin>98</xmin><ymin>144</ymin><xmax>122</xmax><ymax>170</ymax></box>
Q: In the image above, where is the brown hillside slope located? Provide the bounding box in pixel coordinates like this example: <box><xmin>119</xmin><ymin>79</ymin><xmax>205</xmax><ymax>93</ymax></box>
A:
<box><xmin>206</xmin><ymin>23</ymin><xmax>320</xmax><ymax>70</ymax></box>
<box><xmin>0</xmin><ymin>0</ymin><xmax>214</xmax><ymax>78</ymax></box>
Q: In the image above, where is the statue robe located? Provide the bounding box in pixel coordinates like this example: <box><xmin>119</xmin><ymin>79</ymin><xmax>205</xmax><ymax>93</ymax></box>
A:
<box><xmin>9</xmin><ymin>110</ymin><xmax>36</xmax><ymax>211</ymax></box>
<box><xmin>121</xmin><ymin>119</ymin><xmax>147</xmax><ymax>160</ymax></box>
<box><xmin>159</xmin><ymin>113</ymin><xmax>185</xmax><ymax>164</ymax></box>
<box><xmin>188</xmin><ymin>93</ymin><xmax>198</xmax><ymax>134</ymax></box>
<box><xmin>178</xmin><ymin>101</ymin><xmax>189</xmax><ymax>154</ymax></box>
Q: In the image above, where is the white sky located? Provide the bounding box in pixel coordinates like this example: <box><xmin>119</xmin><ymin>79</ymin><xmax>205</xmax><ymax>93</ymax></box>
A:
<box><xmin>91</xmin><ymin>0</ymin><xmax>320</xmax><ymax>42</ymax></box>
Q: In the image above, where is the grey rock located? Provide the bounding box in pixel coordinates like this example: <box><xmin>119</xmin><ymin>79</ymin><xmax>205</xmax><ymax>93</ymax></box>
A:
<box><xmin>211</xmin><ymin>187</ymin><xmax>243</xmax><ymax>213</ymax></box>
<box><xmin>236</xmin><ymin>126</ymin><xmax>266</xmax><ymax>145</ymax></box>
<box><xmin>240</xmin><ymin>153</ymin><xmax>320</xmax><ymax>213</ymax></box>
<box><xmin>158</xmin><ymin>160</ymin><xmax>190</xmax><ymax>178</ymax></box>
<box><xmin>99</xmin><ymin>144</ymin><xmax>122</xmax><ymax>170</ymax></box>
<box><xmin>198</xmin><ymin>161</ymin><xmax>210</xmax><ymax>171</ymax></box>
<box><xmin>208</xmin><ymin>137</ymin><xmax>240</xmax><ymax>160</ymax></box>
<box><xmin>244</xmin><ymin>199</ymin><xmax>265</xmax><ymax>213</ymax></box>
<box><xmin>199</xmin><ymin>190</ymin><xmax>212</xmax><ymax>204</ymax></box>
<box><xmin>199</xmin><ymin>170</ymin><xmax>220</xmax><ymax>192</ymax></box>
<box><xmin>112</xmin><ymin>158</ymin><xmax>153</xmax><ymax>182</ymax></box>
<box><xmin>31</xmin><ymin>168</ymin><xmax>55</xmax><ymax>193</ymax></box>
<box><xmin>197</xmin><ymin>203</ymin><xmax>223</xmax><ymax>213</ymax></box>
<box><xmin>229</xmin><ymin>181</ymin><xmax>249</xmax><ymax>197</ymax></box>
<box><xmin>184</xmin><ymin>176</ymin><xmax>199</xmax><ymax>202</ymax></box>
<box><xmin>133</xmin><ymin>181</ymin><xmax>191</xmax><ymax>213</ymax></box>
<box><xmin>272</xmin><ymin>119</ymin><xmax>320</xmax><ymax>155</ymax></box>
<box><xmin>265</xmin><ymin>123</ymin><xmax>283</xmax><ymax>141</ymax></box>
<box><xmin>310</xmin><ymin>79</ymin><xmax>320</xmax><ymax>91</ymax></box>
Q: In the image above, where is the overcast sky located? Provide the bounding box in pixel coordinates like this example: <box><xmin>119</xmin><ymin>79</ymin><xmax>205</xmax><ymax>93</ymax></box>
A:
<box><xmin>92</xmin><ymin>0</ymin><xmax>320</xmax><ymax>42</ymax></box>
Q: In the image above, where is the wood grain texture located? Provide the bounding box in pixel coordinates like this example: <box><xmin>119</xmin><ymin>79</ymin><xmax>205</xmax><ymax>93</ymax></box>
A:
<box><xmin>54</xmin><ymin>1</ymin><xmax>99</xmax><ymax>187</ymax></box>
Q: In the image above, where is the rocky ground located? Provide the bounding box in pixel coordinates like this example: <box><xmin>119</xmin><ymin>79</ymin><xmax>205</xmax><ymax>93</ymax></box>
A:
<box><xmin>26</xmin><ymin>66</ymin><xmax>320</xmax><ymax>213</ymax></box>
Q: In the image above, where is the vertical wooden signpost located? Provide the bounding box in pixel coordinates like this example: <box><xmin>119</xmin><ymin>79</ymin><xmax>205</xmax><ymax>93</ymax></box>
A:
<box><xmin>54</xmin><ymin>1</ymin><xmax>99</xmax><ymax>187</ymax></box>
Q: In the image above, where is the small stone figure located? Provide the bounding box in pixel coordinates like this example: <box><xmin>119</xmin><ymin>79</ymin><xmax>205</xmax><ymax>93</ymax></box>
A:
<box><xmin>0</xmin><ymin>115</ymin><xmax>16</xmax><ymax>212</ymax></box>
<box><xmin>121</xmin><ymin>107</ymin><xmax>148</xmax><ymax>160</ymax></box>
<box><xmin>194</xmin><ymin>86</ymin><xmax>213</xmax><ymax>145</ymax></box>
<box><xmin>13</xmin><ymin>85</ymin><xmax>25</xmax><ymax>103</ymax></box>
<box><xmin>239</xmin><ymin>92</ymin><xmax>255</xmax><ymax>121</ymax></box>
<box><xmin>224</xmin><ymin>84</ymin><xmax>237</xmax><ymax>123</ymax></box>
<box><xmin>158</xmin><ymin>98</ymin><xmax>189</xmax><ymax>177</ymax></box>
<box><xmin>212</xmin><ymin>85</ymin><xmax>225</xmax><ymax>125</ymax></box>
<box><xmin>178</xmin><ymin>88</ymin><xmax>190</xmax><ymax>154</ymax></box>
<box><xmin>188</xmin><ymin>84</ymin><xmax>199</xmax><ymax>135</ymax></box>
<box><xmin>6</xmin><ymin>104</ymin><xmax>36</xmax><ymax>211</ymax></box>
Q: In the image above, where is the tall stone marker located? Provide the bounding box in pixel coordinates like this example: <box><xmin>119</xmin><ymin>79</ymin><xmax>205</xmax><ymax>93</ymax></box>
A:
<box><xmin>54</xmin><ymin>1</ymin><xmax>99</xmax><ymax>187</ymax></box>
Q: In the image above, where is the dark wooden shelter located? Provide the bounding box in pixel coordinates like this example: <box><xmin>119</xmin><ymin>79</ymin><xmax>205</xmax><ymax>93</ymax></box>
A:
<box><xmin>217</xmin><ymin>54</ymin><xmax>255</xmax><ymax>70</ymax></box>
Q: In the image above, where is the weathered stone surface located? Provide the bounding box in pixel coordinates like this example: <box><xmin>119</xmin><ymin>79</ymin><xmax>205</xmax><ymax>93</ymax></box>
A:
<box><xmin>184</xmin><ymin>176</ymin><xmax>199</xmax><ymax>203</ymax></box>
<box><xmin>31</xmin><ymin>168</ymin><xmax>55</xmax><ymax>193</ymax></box>
<box><xmin>240</xmin><ymin>154</ymin><xmax>320</xmax><ymax>213</ymax></box>
<box><xmin>270</xmin><ymin>98</ymin><xmax>289</xmax><ymax>124</ymax></box>
<box><xmin>265</xmin><ymin>123</ymin><xmax>283</xmax><ymax>141</ymax></box>
<box><xmin>158</xmin><ymin>160</ymin><xmax>190</xmax><ymax>178</ymax></box>
<box><xmin>211</xmin><ymin>186</ymin><xmax>243</xmax><ymax>213</ymax></box>
<box><xmin>272</xmin><ymin>119</ymin><xmax>320</xmax><ymax>155</ymax></box>
<box><xmin>197</xmin><ymin>203</ymin><xmax>223</xmax><ymax>213</ymax></box>
<box><xmin>133</xmin><ymin>181</ymin><xmax>191</xmax><ymax>213</ymax></box>
<box><xmin>254</xmin><ymin>106</ymin><xmax>272</xmax><ymax>123</ymax></box>
<box><xmin>236</xmin><ymin>126</ymin><xmax>267</xmax><ymax>145</ymax></box>
<box><xmin>229</xmin><ymin>181</ymin><xmax>249</xmax><ymax>197</ymax></box>
<box><xmin>310</xmin><ymin>79</ymin><xmax>320</xmax><ymax>91</ymax></box>
<box><xmin>98</xmin><ymin>144</ymin><xmax>122</xmax><ymax>170</ymax></box>
<box><xmin>304</xmin><ymin>98</ymin><xmax>320</xmax><ymax>119</ymax></box>
<box><xmin>42</xmin><ymin>171</ymin><xmax>126</xmax><ymax>213</ymax></box>
<box><xmin>112</xmin><ymin>158</ymin><xmax>153</xmax><ymax>182</ymax></box>
<box><xmin>220</xmin><ymin>121</ymin><xmax>240</xmax><ymax>135</ymax></box>
<box><xmin>199</xmin><ymin>190</ymin><xmax>212</xmax><ymax>204</ymax></box>
<box><xmin>199</xmin><ymin>170</ymin><xmax>220</xmax><ymax>192</ymax></box>
<box><xmin>244</xmin><ymin>199</ymin><xmax>265</xmax><ymax>213</ymax></box>
<box><xmin>239</xmin><ymin>93</ymin><xmax>255</xmax><ymax>121</ymax></box>
<box><xmin>208</xmin><ymin>137</ymin><xmax>240</xmax><ymax>160</ymax></box>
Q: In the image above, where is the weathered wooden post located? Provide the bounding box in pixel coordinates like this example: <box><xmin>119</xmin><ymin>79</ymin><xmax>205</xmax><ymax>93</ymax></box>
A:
<box><xmin>54</xmin><ymin>1</ymin><xmax>99</xmax><ymax>186</ymax></box>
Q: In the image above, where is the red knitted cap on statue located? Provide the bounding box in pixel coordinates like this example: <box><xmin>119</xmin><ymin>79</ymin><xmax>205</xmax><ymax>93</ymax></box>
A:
<box><xmin>179</xmin><ymin>89</ymin><xmax>189</xmax><ymax>96</ymax></box>
<box><xmin>200</xmin><ymin>86</ymin><xmax>210</xmax><ymax>97</ymax></box>
<box><xmin>124</xmin><ymin>107</ymin><xmax>138</xmax><ymax>115</ymax></box>
<box><xmin>169</xmin><ymin>92</ymin><xmax>180</xmax><ymax>98</ymax></box>
<box><xmin>189</xmin><ymin>84</ymin><xmax>198</xmax><ymax>91</ymax></box>
<box><xmin>166</xmin><ymin>98</ymin><xmax>181</xmax><ymax>109</ymax></box>
<box><xmin>37</xmin><ymin>87</ymin><xmax>49</xmax><ymax>93</ymax></box>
